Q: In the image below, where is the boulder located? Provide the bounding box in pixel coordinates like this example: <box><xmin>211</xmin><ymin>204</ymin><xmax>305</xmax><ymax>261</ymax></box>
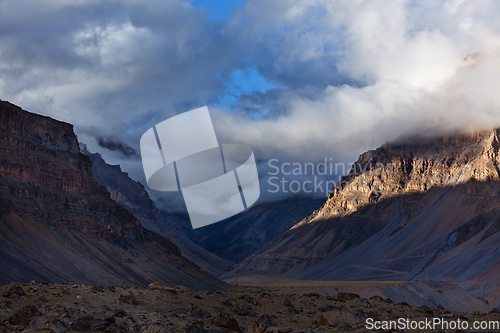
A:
<box><xmin>119</xmin><ymin>291</ymin><xmax>138</xmax><ymax>305</ymax></box>
<box><xmin>2</xmin><ymin>284</ymin><xmax>25</xmax><ymax>297</ymax></box>
<box><xmin>8</xmin><ymin>305</ymin><xmax>41</xmax><ymax>326</ymax></box>
<box><xmin>212</xmin><ymin>313</ymin><xmax>241</xmax><ymax>332</ymax></box>
<box><xmin>336</xmin><ymin>292</ymin><xmax>360</xmax><ymax>301</ymax></box>
<box><xmin>231</xmin><ymin>303</ymin><xmax>252</xmax><ymax>316</ymax></box>
<box><xmin>244</xmin><ymin>314</ymin><xmax>276</xmax><ymax>333</ymax></box>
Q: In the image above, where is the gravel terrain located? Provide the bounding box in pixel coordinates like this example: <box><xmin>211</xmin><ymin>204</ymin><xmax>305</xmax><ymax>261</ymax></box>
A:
<box><xmin>2</xmin><ymin>282</ymin><xmax>500</xmax><ymax>332</ymax></box>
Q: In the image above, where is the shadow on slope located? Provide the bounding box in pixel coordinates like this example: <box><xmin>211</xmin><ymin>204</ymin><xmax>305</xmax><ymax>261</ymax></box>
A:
<box><xmin>226</xmin><ymin>180</ymin><xmax>500</xmax><ymax>307</ymax></box>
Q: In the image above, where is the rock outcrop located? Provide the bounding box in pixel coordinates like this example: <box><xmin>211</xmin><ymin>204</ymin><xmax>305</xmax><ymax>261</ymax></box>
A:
<box><xmin>0</xmin><ymin>100</ymin><xmax>226</xmax><ymax>289</ymax></box>
<box><xmin>299</xmin><ymin>130</ymin><xmax>498</xmax><ymax>225</ymax></box>
<box><xmin>0</xmin><ymin>100</ymin><xmax>143</xmax><ymax>242</ymax></box>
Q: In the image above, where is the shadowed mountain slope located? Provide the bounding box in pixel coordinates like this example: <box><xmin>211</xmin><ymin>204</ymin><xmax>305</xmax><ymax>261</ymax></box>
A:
<box><xmin>84</xmin><ymin>150</ymin><xmax>321</xmax><ymax>272</ymax></box>
<box><xmin>227</xmin><ymin>129</ymin><xmax>500</xmax><ymax>307</ymax></box>
<box><xmin>193</xmin><ymin>198</ymin><xmax>324</xmax><ymax>263</ymax></box>
<box><xmin>85</xmin><ymin>151</ymin><xmax>233</xmax><ymax>277</ymax></box>
<box><xmin>0</xmin><ymin>100</ymin><xmax>227</xmax><ymax>289</ymax></box>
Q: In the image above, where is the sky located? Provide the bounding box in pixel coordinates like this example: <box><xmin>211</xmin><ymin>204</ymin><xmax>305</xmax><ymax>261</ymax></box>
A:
<box><xmin>1</xmin><ymin>0</ymin><xmax>500</xmax><ymax>209</ymax></box>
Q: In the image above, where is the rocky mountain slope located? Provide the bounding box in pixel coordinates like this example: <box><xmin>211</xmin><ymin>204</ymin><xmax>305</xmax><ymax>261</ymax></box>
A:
<box><xmin>192</xmin><ymin>198</ymin><xmax>323</xmax><ymax>263</ymax></box>
<box><xmin>226</xmin><ymin>129</ymin><xmax>500</xmax><ymax>308</ymax></box>
<box><xmin>0</xmin><ymin>100</ymin><xmax>226</xmax><ymax>290</ymax></box>
<box><xmin>85</xmin><ymin>151</ymin><xmax>233</xmax><ymax>277</ymax></box>
<box><xmin>84</xmin><ymin>151</ymin><xmax>320</xmax><ymax>273</ymax></box>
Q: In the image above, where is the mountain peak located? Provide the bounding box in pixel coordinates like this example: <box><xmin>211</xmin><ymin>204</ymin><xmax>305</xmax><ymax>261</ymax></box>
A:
<box><xmin>295</xmin><ymin>129</ymin><xmax>500</xmax><ymax>227</ymax></box>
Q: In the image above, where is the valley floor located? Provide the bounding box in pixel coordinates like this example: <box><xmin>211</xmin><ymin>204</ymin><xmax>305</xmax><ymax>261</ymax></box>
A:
<box><xmin>1</xmin><ymin>281</ymin><xmax>499</xmax><ymax>332</ymax></box>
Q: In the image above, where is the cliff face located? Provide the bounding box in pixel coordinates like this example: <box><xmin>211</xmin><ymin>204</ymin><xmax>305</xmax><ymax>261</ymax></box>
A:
<box><xmin>85</xmin><ymin>151</ymin><xmax>234</xmax><ymax>277</ymax></box>
<box><xmin>0</xmin><ymin>100</ymin><xmax>226</xmax><ymax>289</ymax></box>
<box><xmin>0</xmin><ymin>101</ymin><xmax>143</xmax><ymax>241</ymax></box>
<box><xmin>227</xmin><ymin>129</ymin><xmax>500</xmax><ymax>308</ymax></box>
<box><xmin>299</xmin><ymin>130</ymin><xmax>498</xmax><ymax>224</ymax></box>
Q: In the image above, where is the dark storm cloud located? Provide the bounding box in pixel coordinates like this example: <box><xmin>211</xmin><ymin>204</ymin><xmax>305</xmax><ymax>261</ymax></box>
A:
<box><xmin>97</xmin><ymin>137</ymin><xmax>139</xmax><ymax>159</ymax></box>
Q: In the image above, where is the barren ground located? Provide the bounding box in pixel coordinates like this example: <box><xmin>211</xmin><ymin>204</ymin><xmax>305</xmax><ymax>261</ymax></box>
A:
<box><xmin>1</xmin><ymin>280</ymin><xmax>500</xmax><ymax>332</ymax></box>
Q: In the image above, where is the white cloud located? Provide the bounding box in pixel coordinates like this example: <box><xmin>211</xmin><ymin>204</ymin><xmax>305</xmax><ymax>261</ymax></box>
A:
<box><xmin>1</xmin><ymin>0</ymin><xmax>500</xmax><ymax>203</ymax></box>
<box><xmin>212</xmin><ymin>0</ymin><xmax>500</xmax><ymax>163</ymax></box>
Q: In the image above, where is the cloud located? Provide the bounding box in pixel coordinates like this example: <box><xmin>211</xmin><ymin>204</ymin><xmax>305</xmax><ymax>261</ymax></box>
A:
<box><xmin>1</xmin><ymin>0</ymin><xmax>500</xmax><ymax>205</ymax></box>
<box><xmin>213</xmin><ymin>0</ymin><xmax>500</xmax><ymax>159</ymax></box>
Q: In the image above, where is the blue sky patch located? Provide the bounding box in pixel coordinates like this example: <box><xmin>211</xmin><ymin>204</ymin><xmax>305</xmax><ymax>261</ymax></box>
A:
<box><xmin>191</xmin><ymin>0</ymin><xmax>242</xmax><ymax>21</ymax></box>
<box><xmin>214</xmin><ymin>67</ymin><xmax>277</xmax><ymax>112</ymax></box>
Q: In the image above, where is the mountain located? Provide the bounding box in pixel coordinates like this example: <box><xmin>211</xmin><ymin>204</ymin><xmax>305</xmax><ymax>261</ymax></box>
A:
<box><xmin>151</xmin><ymin>197</ymin><xmax>323</xmax><ymax>265</ymax></box>
<box><xmin>0</xmin><ymin>100</ymin><xmax>227</xmax><ymax>289</ymax></box>
<box><xmin>193</xmin><ymin>198</ymin><xmax>324</xmax><ymax>263</ymax></box>
<box><xmin>226</xmin><ymin>129</ymin><xmax>500</xmax><ymax>307</ymax></box>
<box><xmin>85</xmin><ymin>151</ymin><xmax>233</xmax><ymax>276</ymax></box>
<box><xmin>85</xmin><ymin>151</ymin><xmax>321</xmax><ymax>272</ymax></box>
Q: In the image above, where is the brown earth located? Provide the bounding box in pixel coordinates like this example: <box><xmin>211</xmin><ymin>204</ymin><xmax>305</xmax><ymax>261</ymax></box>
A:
<box><xmin>2</xmin><ymin>281</ymin><xmax>500</xmax><ymax>333</ymax></box>
<box><xmin>224</xmin><ymin>276</ymin><xmax>490</xmax><ymax>313</ymax></box>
